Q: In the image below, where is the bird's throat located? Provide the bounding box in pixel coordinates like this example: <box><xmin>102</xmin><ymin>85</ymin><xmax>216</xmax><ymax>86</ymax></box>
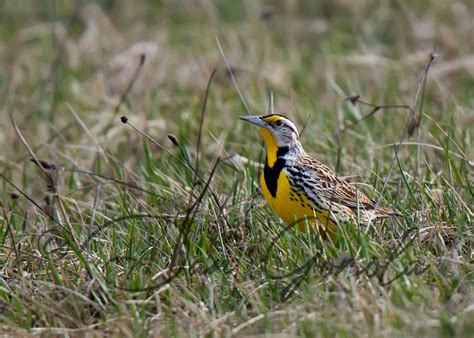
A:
<box><xmin>263</xmin><ymin>146</ymin><xmax>289</xmax><ymax>198</ymax></box>
<box><xmin>258</xmin><ymin>127</ymin><xmax>279</xmax><ymax>167</ymax></box>
<box><xmin>258</xmin><ymin>126</ymin><xmax>290</xmax><ymax>199</ymax></box>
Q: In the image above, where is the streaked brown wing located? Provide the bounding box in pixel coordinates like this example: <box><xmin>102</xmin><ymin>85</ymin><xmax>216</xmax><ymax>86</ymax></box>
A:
<box><xmin>297</xmin><ymin>156</ymin><xmax>377</xmax><ymax>210</ymax></box>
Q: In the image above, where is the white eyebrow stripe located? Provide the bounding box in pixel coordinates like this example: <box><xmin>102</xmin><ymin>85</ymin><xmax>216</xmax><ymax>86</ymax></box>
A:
<box><xmin>261</xmin><ymin>114</ymin><xmax>299</xmax><ymax>135</ymax></box>
<box><xmin>284</xmin><ymin>119</ymin><xmax>299</xmax><ymax>135</ymax></box>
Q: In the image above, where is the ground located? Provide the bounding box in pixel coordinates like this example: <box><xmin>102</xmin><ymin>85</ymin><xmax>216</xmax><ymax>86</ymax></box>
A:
<box><xmin>0</xmin><ymin>1</ymin><xmax>472</xmax><ymax>337</ymax></box>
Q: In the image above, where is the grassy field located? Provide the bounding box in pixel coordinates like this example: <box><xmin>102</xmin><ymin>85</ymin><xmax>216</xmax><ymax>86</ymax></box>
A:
<box><xmin>0</xmin><ymin>0</ymin><xmax>473</xmax><ymax>336</ymax></box>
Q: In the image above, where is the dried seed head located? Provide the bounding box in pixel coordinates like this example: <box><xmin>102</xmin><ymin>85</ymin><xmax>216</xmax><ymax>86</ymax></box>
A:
<box><xmin>345</xmin><ymin>94</ymin><xmax>360</xmax><ymax>105</ymax></box>
<box><xmin>407</xmin><ymin>113</ymin><xmax>421</xmax><ymax>137</ymax></box>
<box><xmin>30</xmin><ymin>158</ymin><xmax>57</xmax><ymax>170</ymax></box>
<box><xmin>139</xmin><ymin>53</ymin><xmax>146</xmax><ymax>65</ymax></box>
<box><xmin>167</xmin><ymin>134</ymin><xmax>180</xmax><ymax>147</ymax></box>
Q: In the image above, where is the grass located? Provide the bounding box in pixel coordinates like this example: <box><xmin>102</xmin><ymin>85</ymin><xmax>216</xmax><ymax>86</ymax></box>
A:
<box><xmin>0</xmin><ymin>0</ymin><xmax>473</xmax><ymax>336</ymax></box>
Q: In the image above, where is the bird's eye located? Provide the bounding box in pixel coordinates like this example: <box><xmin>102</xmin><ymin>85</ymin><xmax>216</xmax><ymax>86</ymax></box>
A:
<box><xmin>275</xmin><ymin>120</ymin><xmax>283</xmax><ymax>127</ymax></box>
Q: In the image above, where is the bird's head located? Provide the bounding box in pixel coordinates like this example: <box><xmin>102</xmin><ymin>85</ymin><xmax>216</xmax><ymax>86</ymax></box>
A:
<box><xmin>239</xmin><ymin>114</ymin><xmax>300</xmax><ymax>150</ymax></box>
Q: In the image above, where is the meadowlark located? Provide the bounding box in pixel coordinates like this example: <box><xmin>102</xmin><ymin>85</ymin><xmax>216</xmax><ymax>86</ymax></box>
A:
<box><xmin>240</xmin><ymin>112</ymin><xmax>398</xmax><ymax>235</ymax></box>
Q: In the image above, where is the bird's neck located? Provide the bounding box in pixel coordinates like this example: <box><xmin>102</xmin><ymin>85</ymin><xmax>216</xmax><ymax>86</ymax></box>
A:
<box><xmin>258</xmin><ymin>127</ymin><xmax>278</xmax><ymax>167</ymax></box>
<box><xmin>258</xmin><ymin>127</ymin><xmax>302</xmax><ymax>167</ymax></box>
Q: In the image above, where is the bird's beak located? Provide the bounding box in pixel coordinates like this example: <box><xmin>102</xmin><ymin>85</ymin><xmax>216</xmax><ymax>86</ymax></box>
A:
<box><xmin>239</xmin><ymin>115</ymin><xmax>267</xmax><ymax>127</ymax></box>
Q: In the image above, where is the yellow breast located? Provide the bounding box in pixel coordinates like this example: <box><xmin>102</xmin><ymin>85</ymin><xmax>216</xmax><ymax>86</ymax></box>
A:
<box><xmin>260</xmin><ymin>170</ymin><xmax>336</xmax><ymax>233</ymax></box>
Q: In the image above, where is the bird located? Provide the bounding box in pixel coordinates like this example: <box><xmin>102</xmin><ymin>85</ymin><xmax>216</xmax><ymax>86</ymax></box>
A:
<box><xmin>240</xmin><ymin>106</ymin><xmax>399</xmax><ymax>235</ymax></box>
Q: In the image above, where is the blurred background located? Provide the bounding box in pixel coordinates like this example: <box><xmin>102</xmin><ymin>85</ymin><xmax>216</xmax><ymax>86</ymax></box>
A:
<box><xmin>1</xmin><ymin>1</ymin><xmax>473</xmax><ymax>170</ymax></box>
<box><xmin>0</xmin><ymin>1</ymin><xmax>473</xmax><ymax>335</ymax></box>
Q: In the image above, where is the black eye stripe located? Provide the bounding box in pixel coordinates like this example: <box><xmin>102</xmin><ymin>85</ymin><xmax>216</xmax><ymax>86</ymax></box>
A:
<box><xmin>272</xmin><ymin>120</ymin><xmax>298</xmax><ymax>134</ymax></box>
<box><xmin>260</xmin><ymin>114</ymin><xmax>298</xmax><ymax>135</ymax></box>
